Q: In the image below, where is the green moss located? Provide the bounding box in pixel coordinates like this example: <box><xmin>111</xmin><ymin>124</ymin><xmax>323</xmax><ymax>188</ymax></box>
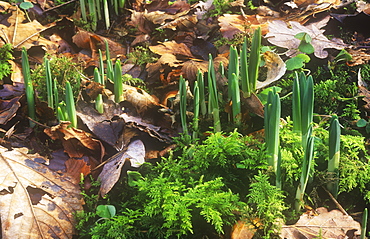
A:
<box><xmin>0</xmin><ymin>44</ymin><xmax>13</xmax><ymax>81</ymax></box>
<box><xmin>31</xmin><ymin>55</ymin><xmax>81</xmax><ymax>102</ymax></box>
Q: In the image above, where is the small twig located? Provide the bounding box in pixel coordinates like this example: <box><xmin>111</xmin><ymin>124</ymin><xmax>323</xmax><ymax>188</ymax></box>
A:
<box><xmin>44</xmin><ymin>0</ymin><xmax>78</xmax><ymax>12</ymax></box>
<box><xmin>322</xmin><ymin>186</ymin><xmax>349</xmax><ymax>216</ymax></box>
<box><xmin>12</xmin><ymin>7</ymin><xmax>18</xmax><ymax>45</ymax></box>
<box><xmin>27</xmin><ymin>117</ymin><xmax>50</xmax><ymax>128</ymax></box>
<box><xmin>0</xmin><ymin>27</ymin><xmax>10</xmax><ymax>44</ymax></box>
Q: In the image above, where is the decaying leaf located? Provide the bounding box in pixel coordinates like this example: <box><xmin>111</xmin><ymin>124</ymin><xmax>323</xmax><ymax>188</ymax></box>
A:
<box><xmin>0</xmin><ymin>96</ymin><xmax>20</xmax><ymax>125</ymax></box>
<box><xmin>98</xmin><ymin>140</ymin><xmax>145</xmax><ymax>196</ymax></box>
<box><xmin>266</xmin><ymin>17</ymin><xmax>348</xmax><ymax>58</ymax></box>
<box><xmin>218</xmin><ymin>14</ymin><xmax>270</xmax><ymax>39</ymax></box>
<box><xmin>256</xmin><ymin>51</ymin><xmax>286</xmax><ymax>89</ymax></box>
<box><xmin>0</xmin><ymin>2</ymin><xmax>56</xmax><ymax>49</ymax></box>
<box><xmin>280</xmin><ymin>207</ymin><xmax>361</xmax><ymax>238</ymax></box>
<box><xmin>231</xmin><ymin>220</ymin><xmax>255</xmax><ymax>239</ymax></box>
<box><xmin>149</xmin><ymin>40</ymin><xmax>194</xmax><ymax>58</ymax></box>
<box><xmin>44</xmin><ymin>122</ymin><xmax>105</xmax><ymax>163</ymax></box>
<box><xmin>0</xmin><ymin>146</ymin><xmax>84</xmax><ymax>238</ymax></box>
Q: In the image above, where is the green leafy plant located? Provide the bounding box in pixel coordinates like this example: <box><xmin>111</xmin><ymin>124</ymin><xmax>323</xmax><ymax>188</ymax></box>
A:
<box><xmin>264</xmin><ymin>87</ymin><xmax>281</xmax><ymax>188</ymax></box>
<box><xmin>22</xmin><ymin>47</ymin><xmax>36</xmax><ymax>127</ymax></box>
<box><xmin>65</xmin><ymin>81</ymin><xmax>77</xmax><ymax>128</ymax></box>
<box><xmin>79</xmin><ymin>0</ymin><xmax>125</xmax><ymax>30</ymax></box>
<box><xmin>113</xmin><ymin>59</ymin><xmax>123</xmax><ymax>103</ymax></box>
<box><xmin>179</xmin><ymin>75</ymin><xmax>188</xmax><ymax>136</ymax></box>
<box><xmin>94</xmin><ymin>67</ymin><xmax>104</xmax><ymax>114</ymax></box>
<box><xmin>361</xmin><ymin>208</ymin><xmax>368</xmax><ymax>239</ymax></box>
<box><xmin>244</xmin><ymin>172</ymin><xmax>287</xmax><ymax>238</ymax></box>
<box><xmin>327</xmin><ymin>115</ymin><xmax>340</xmax><ymax>198</ymax></box>
<box><xmin>295</xmin><ymin>126</ymin><xmax>314</xmax><ymax>211</ymax></box>
<box><xmin>208</xmin><ymin>53</ymin><xmax>221</xmax><ymax>132</ymax></box>
<box><xmin>285</xmin><ymin>32</ymin><xmax>314</xmax><ymax>71</ymax></box>
<box><xmin>0</xmin><ymin>43</ymin><xmax>13</xmax><ymax>81</ymax></box>
<box><xmin>32</xmin><ymin>55</ymin><xmax>81</xmax><ymax>103</ymax></box>
<box><xmin>127</xmin><ymin>46</ymin><xmax>159</xmax><ymax>66</ymax></box>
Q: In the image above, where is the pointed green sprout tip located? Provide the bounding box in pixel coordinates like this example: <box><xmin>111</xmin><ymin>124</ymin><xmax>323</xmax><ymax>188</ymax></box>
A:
<box><xmin>65</xmin><ymin>81</ymin><xmax>77</xmax><ymax>128</ymax></box>
<box><xmin>114</xmin><ymin>59</ymin><xmax>123</xmax><ymax>103</ymax></box>
<box><xmin>94</xmin><ymin>68</ymin><xmax>104</xmax><ymax>114</ymax></box>
<box><xmin>193</xmin><ymin>80</ymin><xmax>200</xmax><ymax>139</ymax></box>
<box><xmin>208</xmin><ymin>53</ymin><xmax>221</xmax><ymax>132</ymax></box>
<box><xmin>22</xmin><ymin>47</ymin><xmax>36</xmax><ymax>127</ymax></box>
<box><xmin>249</xmin><ymin>27</ymin><xmax>261</xmax><ymax>91</ymax></box>
<box><xmin>327</xmin><ymin>115</ymin><xmax>340</xmax><ymax>198</ymax></box>
<box><xmin>179</xmin><ymin>75</ymin><xmax>188</xmax><ymax>136</ymax></box>
<box><xmin>45</xmin><ymin>57</ymin><xmax>53</xmax><ymax>108</ymax></box>
<box><xmin>240</xmin><ymin>36</ymin><xmax>250</xmax><ymax>97</ymax></box>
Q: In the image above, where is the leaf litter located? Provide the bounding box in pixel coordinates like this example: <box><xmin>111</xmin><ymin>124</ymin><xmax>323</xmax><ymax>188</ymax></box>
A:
<box><xmin>0</xmin><ymin>0</ymin><xmax>369</xmax><ymax>237</ymax></box>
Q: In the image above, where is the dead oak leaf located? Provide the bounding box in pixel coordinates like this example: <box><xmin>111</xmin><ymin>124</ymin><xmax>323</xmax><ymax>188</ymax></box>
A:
<box><xmin>265</xmin><ymin>17</ymin><xmax>348</xmax><ymax>59</ymax></box>
<box><xmin>0</xmin><ymin>146</ymin><xmax>84</xmax><ymax>238</ymax></box>
<box><xmin>149</xmin><ymin>40</ymin><xmax>194</xmax><ymax>58</ymax></box>
<box><xmin>280</xmin><ymin>207</ymin><xmax>361</xmax><ymax>238</ymax></box>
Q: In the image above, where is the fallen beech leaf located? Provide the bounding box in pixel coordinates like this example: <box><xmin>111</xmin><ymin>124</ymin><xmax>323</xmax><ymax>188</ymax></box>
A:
<box><xmin>182</xmin><ymin>60</ymin><xmax>209</xmax><ymax>82</ymax></box>
<box><xmin>157</xmin><ymin>15</ymin><xmax>197</xmax><ymax>31</ymax></box>
<box><xmin>65</xmin><ymin>158</ymin><xmax>91</xmax><ymax>181</ymax></box>
<box><xmin>44</xmin><ymin>122</ymin><xmax>105</xmax><ymax>162</ymax></box>
<box><xmin>99</xmin><ymin>139</ymin><xmax>146</xmax><ymax>196</ymax></box>
<box><xmin>280</xmin><ymin>207</ymin><xmax>361</xmax><ymax>238</ymax></box>
<box><xmin>149</xmin><ymin>41</ymin><xmax>194</xmax><ymax>58</ymax></box>
<box><xmin>0</xmin><ymin>146</ymin><xmax>84</xmax><ymax>238</ymax></box>
<box><xmin>256</xmin><ymin>51</ymin><xmax>286</xmax><ymax>89</ymax></box>
<box><xmin>265</xmin><ymin>17</ymin><xmax>348</xmax><ymax>59</ymax></box>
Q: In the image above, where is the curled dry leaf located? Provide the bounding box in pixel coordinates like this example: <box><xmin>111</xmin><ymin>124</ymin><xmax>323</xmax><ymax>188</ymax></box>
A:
<box><xmin>44</xmin><ymin>122</ymin><xmax>105</xmax><ymax>163</ymax></box>
<box><xmin>0</xmin><ymin>96</ymin><xmax>20</xmax><ymax>125</ymax></box>
<box><xmin>98</xmin><ymin>139</ymin><xmax>145</xmax><ymax>196</ymax></box>
<box><xmin>280</xmin><ymin>207</ymin><xmax>361</xmax><ymax>238</ymax></box>
<box><xmin>256</xmin><ymin>51</ymin><xmax>286</xmax><ymax>89</ymax></box>
<box><xmin>265</xmin><ymin>17</ymin><xmax>348</xmax><ymax>59</ymax></box>
<box><xmin>0</xmin><ymin>146</ymin><xmax>84</xmax><ymax>238</ymax></box>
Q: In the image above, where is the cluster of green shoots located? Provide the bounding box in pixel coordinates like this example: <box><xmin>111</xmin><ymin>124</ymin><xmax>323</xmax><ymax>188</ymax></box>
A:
<box><xmin>21</xmin><ymin>41</ymin><xmax>123</xmax><ymax>128</ymax></box>
<box><xmin>79</xmin><ymin>0</ymin><xmax>125</xmax><ymax>30</ymax></box>
<box><xmin>177</xmin><ymin>28</ymin><xmax>349</xmax><ymax>215</ymax></box>
<box><xmin>179</xmin><ymin>28</ymin><xmax>261</xmax><ymax>138</ymax></box>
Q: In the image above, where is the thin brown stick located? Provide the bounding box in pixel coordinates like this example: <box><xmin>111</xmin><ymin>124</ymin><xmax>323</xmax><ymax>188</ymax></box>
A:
<box><xmin>322</xmin><ymin>186</ymin><xmax>349</xmax><ymax>216</ymax></box>
<box><xmin>44</xmin><ymin>0</ymin><xmax>78</xmax><ymax>12</ymax></box>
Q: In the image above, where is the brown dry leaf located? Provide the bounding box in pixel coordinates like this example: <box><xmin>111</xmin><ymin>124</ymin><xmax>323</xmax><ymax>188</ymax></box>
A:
<box><xmin>256</xmin><ymin>51</ymin><xmax>286</xmax><ymax>89</ymax></box>
<box><xmin>265</xmin><ymin>16</ymin><xmax>348</xmax><ymax>58</ymax></box>
<box><xmin>99</xmin><ymin>139</ymin><xmax>145</xmax><ymax>196</ymax></box>
<box><xmin>358</xmin><ymin>71</ymin><xmax>370</xmax><ymax>112</ymax></box>
<box><xmin>123</xmin><ymin>84</ymin><xmax>167</xmax><ymax>116</ymax></box>
<box><xmin>347</xmin><ymin>48</ymin><xmax>370</xmax><ymax>66</ymax></box>
<box><xmin>0</xmin><ymin>2</ymin><xmax>56</xmax><ymax>49</ymax></box>
<box><xmin>280</xmin><ymin>207</ymin><xmax>361</xmax><ymax>238</ymax></box>
<box><xmin>231</xmin><ymin>220</ymin><xmax>256</xmax><ymax>239</ymax></box>
<box><xmin>149</xmin><ymin>40</ymin><xmax>194</xmax><ymax>58</ymax></box>
<box><xmin>0</xmin><ymin>96</ymin><xmax>20</xmax><ymax>125</ymax></box>
<box><xmin>72</xmin><ymin>29</ymin><xmax>126</xmax><ymax>60</ymax></box>
<box><xmin>157</xmin><ymin>15</ymin><xmax>197</xmax><ymax>30</ymax></box>
<box><xmin>218</xmin><ymin>14</ymin><xmax>270</xmax><ymax>39</ymax></box>
<box><xmin>182</xmin><ymin>60</ymin><xmax>209</xmax><ymax>82</ymax></box>
<box><xmin>44</xmin><ymin>122</ymin><xmax>105</xmax><ymax>162</ymax></box>
<box><xmin>0</xmin><ymin>145</ymin><xmax>84</xmax><ymax>238</ymax></box>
